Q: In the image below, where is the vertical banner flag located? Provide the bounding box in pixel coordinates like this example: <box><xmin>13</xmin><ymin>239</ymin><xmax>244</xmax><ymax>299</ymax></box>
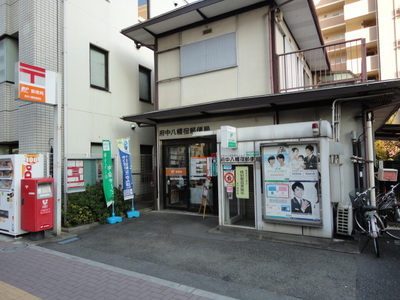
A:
<box><xmin>117</xmin><ymin>138</ymin><xmax>134</xmax><ymax>200</ymax></box>
<box><xmin>102</xmin><ymin>140</ymin><xmax>114</xmax><ymax>207</ymax></box>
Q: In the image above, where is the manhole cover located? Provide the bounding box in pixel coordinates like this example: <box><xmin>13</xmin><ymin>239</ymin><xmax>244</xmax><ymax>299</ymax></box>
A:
<box><xmin>2</xmin><ymin>243</ymin><xmax>29</xmax><ymax>252</ymax></box>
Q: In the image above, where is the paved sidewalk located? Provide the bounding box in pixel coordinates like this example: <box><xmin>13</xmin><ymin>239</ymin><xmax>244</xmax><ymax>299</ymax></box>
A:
<box><xmin>0</xmin><ymin>236</ymin><xmax>235</xmax><ymax>300</ymax></box>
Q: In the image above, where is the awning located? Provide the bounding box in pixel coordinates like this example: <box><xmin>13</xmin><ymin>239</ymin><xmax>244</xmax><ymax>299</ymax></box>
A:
<box><xmin>121</xmin><ymin>0</ymin><xmax>323</xmax><ymax>51</ymax></box>
<box><xmin>121</xmin><ymin>80</ymin><xmax>400</xmax><ymax>140</ymax></box>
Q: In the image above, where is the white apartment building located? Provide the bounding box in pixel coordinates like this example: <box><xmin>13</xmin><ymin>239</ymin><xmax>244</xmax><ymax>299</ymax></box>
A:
<box><xmin>0</xmin><ymin>0</ymin><xmax>157</xmax><ymax>232</ymax></box>
<box><xmin>315</xmin><ymin>0</ymin><xmax>400</xmax><ymax>81</ymax></box>
<box><xmin>314</xmin><ymin>0</ymin><xmax>400</xmax><ymax>133</ymax></box>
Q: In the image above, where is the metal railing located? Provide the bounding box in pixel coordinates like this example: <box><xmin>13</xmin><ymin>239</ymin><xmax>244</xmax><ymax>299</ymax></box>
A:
<box><xmin>277</xmin><ymin>38</ymin><xmax>367</xmax><ymax>93</ymax></box>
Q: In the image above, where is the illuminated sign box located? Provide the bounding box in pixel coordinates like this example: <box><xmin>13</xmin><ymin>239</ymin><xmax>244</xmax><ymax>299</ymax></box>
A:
<box><xmin>221</xmin><ymin>125</ymin><xmax>237</xmax><ymax>149</ymax></box>
<box><xmin>15</xmin><ymin>62</ymin><xmax>56</xmax><ymax>105</ymax></box>
<box><xmin>377</xmin><ymin>168</ymin><xmax>398</xmax><ymax>182</ymax></box>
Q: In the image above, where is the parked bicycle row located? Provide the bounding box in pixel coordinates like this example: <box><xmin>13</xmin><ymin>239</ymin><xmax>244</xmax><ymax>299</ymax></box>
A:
<box><xmin>350</xmin><ymin>183</ymin><xmax>400</xmax><ymax>257</ymax></box>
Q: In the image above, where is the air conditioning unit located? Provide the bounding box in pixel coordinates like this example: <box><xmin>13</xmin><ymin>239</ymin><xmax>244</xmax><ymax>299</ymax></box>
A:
<box><xmin>336</xmin><ymin>201</ymin><xmax>353</xmax><ymax>236</ymax></box>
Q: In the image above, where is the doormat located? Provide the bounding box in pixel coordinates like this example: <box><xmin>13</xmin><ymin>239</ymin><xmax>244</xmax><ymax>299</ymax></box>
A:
<box><xmin>57</xmin><ymin>237</ymin><xmax>80</xmax><ymax>245</ymax></box>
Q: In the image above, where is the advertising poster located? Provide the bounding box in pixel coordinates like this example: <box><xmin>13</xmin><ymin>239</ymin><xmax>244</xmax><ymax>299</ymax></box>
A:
<box><xmin>263</xmin><ymin>144</ymin><xmax>321</xmax><ymax>224</ymax></box>
<box><xmin>190</xmin><ymin>157</ymin><xmax>207</xmax><ymax>179</ymax></box>
<box><xmin>117</xmin><ymin>138</ymin><xmax>134</xmax><ymax>201</ymax></box>
<box><xmin>66</xmin><ymin>160</ymin><xmax>84</xmax><ymax>189</ymax></box>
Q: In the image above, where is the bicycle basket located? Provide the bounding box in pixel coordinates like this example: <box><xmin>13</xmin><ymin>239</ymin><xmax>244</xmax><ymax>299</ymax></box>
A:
<box><xmin>349</xmin><ymin>188</ymin><xmax>369</xmax><ymax>209</ymax></box>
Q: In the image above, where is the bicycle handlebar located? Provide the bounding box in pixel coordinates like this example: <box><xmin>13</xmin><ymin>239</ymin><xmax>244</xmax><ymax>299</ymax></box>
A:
<box><xmin>382</xmin><ymin>183</ymin><xmax>400</xmax><ymax>197</ymax></box>
<box><xmin>389</xmin><ymin>182</ymin><xmax>400</xmax><ymax>192</ymax></box>
<box><xmin>356</xmin><ymin>186</ymin><xmax>375</xmax><ymax>197</ymax></box>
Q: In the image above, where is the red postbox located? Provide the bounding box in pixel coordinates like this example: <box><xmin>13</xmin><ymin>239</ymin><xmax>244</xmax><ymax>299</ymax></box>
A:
<box><xmin>21</xmin><ymin>177</ymin><xmax>54</xmax><ymax>232</ymax></box>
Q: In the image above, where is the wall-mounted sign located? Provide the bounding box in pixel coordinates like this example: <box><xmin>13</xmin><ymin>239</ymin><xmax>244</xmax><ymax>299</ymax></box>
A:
<box><xmin>223</xmin><ymin>170</ymin><xmax>235</xmax><ymax>186</ymax></box>
<box><xmin>236</xmin><ymin>166</ymin><xmax>249</xmax><ymax>199</ymax></box>
<box><xmin>15</xmin><ymin>62</ymin><xmax>56</xmax><ymax>105</ymax></box>
<box><xmin>67</xmin><ymin>160</ymin><xmax>84</xmax><ymax>189</ymax></box>
<box><xmin>221</xmin><ymin>126</ymin><xmax>237</xmax><ymax>149</ymax></box>
<box><xmin>159</xmin><ymin>126</ymin><xmax>211</xmax><ymax>137</ymax></box>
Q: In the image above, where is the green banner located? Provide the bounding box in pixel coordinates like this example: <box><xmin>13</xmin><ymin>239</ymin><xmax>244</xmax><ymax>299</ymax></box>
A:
<box><xmin>102</xmin><ymin>140</ymin><xmax>114</xmax><ymax>207</ymax></box>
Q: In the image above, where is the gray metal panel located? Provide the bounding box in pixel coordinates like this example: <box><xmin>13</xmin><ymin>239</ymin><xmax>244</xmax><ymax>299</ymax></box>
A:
<box><xmin>181</xmin><ymin>32</ymin><xmax>237</xmax><ymax>76</ymax></box>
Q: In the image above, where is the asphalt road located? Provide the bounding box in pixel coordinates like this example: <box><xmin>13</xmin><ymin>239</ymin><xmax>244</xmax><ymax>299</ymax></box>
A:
<box><xmin>36</xmin><ymin>211</ymin><xmax>400</xmax><ymax>300</ymax></box>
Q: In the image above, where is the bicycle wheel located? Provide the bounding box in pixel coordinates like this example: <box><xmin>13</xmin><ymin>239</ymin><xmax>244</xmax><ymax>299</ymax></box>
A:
<box><xmin>384</xmin><ymin>222</ymin><xmax>400</xmax><ymax>240</ymax></box>
<box><xmin>354</xmin><ymin>209</ymin><xmax>368</xmax><ymax>233</ymax></box>
<box><xmin>379</xmin><ymin>208</ymin><xmax>400</xmax><ymax>240</ymax></box>
<box><xmin>369</xmin><ymin>214</ymin><xmax>381</xmax><ymax>257</ymax></box>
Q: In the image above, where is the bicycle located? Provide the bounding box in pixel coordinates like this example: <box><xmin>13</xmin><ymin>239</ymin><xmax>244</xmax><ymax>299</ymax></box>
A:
<box><xmin>376</xmin><ymin>182</ymin><xmax>400</xmax><ymax>240</ymax></box>
<box><xmin>350</xmin><ymin>186</ymin><xmax>385</xmax><ymax>257</ymax></box>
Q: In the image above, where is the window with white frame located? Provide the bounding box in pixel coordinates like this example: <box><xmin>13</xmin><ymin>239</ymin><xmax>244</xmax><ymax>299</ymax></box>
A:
<box><xmin>139</xmin><ymin>65</ymin><xmax>151</xmax><ymax>103</ymax></box>
<box><xmin>90</xmin><ymin>45</ymin><xmax>109</xmax><ymax>91</ymax></box>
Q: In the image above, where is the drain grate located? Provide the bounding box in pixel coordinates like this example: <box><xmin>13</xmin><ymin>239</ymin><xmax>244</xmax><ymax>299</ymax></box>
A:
<box><xmin>57</xmin><ymin>237</ymin><xmax>80</xmax><ymax>245</ymax></box>
<box><xmin>2</xmin><ymin>243</ymin><xmax>29</xmax><ymax>252</ymax></box>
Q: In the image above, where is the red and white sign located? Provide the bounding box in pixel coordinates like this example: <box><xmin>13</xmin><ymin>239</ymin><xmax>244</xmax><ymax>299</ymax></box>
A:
<box><xmin>67</xmin><ymin>160</ymin><xmax>84</xmax><ymax>189</ymax></box>
<box><xmin>16</xmin><ymin>62</ymin><xmax>56</xmax><ymax>105</ymax></box>
<box><xmin>224</xmin><ymin>171</ymin><xmax>235</xmax><ymax>186</ymax></box>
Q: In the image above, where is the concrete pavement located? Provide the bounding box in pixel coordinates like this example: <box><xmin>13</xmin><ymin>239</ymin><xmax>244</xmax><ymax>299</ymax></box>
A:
<box><xmin>0</xmin><ymin>234</ymin><xmax>235</xmax><ymax>300</ymax></box>
<box><xmin>1</xmin><ymin>210</ymin><xmax>399</xmax><ymax>299</ymax></box>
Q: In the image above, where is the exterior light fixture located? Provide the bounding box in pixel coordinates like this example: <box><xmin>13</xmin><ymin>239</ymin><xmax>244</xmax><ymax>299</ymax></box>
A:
<box><xmin>312</xmin><ymin>123</ymin><xmax>319</xmax><ymax>136</ymax></box>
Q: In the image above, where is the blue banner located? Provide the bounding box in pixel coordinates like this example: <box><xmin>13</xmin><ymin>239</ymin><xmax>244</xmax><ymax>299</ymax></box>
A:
<box><xmin>117</xmin><ymin>138</ymin><xmax>134</xmax><ymax>200</ymax></box>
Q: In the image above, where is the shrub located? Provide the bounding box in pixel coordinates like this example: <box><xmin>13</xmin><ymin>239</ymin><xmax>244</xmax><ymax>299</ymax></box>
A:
<box><xmin>63</xmin><ymin>183</ymin><xmax>132</xmax><ymax>227</ymax></box>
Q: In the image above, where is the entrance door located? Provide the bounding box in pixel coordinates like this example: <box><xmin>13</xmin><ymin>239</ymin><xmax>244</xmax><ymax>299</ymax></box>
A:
<box><xmin>162</xmin><ymin>138</ymin><xmax>217</xmax><ymax>212</ymax></box>
<box><xmin>224</xmin><ymin>165</ymin><xmax>255</xmax><ymax>228</ymax></box>
<box><xmin>165</xmin><ymin>145</ymin><xmax>188</xmax><ymax>208</ymax></box>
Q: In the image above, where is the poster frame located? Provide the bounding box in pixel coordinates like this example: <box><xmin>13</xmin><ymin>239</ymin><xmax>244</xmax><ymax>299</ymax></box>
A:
<box><xmin>260</xmin><ymin>141</ymin><xmax>323</xmax><ymax>227</ymax></box>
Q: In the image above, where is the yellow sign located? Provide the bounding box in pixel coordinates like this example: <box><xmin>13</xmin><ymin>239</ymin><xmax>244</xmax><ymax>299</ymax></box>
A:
<box><xmin>236</xmin><ymin>166</ymin><xmax>249</xmax><ymax>199</ymax></box>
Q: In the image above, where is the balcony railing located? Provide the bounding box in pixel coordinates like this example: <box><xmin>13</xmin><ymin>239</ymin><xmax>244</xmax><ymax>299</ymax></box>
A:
<box><xmin>319</xmin><ymin>14</ymin><xmax>345</xmax><ymax>30</ymax></box>
<box><xmin>345</xmin><ymin>26</ymin><xmax>377</xmax><ymax>44</ymax></box>
<box><xmin>277</xmin><ymin>38</ymin><xmax>367</xmax><ymax>93</ymax></box>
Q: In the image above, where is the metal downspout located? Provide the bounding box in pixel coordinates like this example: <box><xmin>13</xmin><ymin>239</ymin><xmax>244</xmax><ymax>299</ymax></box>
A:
<box><xmin>62</xmin><ymin>0</ymin><xmax>69</xmax><ymax>228</ymax></box>
<box><xmin>366</xmin><ymin>112</ymin><xmax>376</xmax><ymax>205</ymax></box>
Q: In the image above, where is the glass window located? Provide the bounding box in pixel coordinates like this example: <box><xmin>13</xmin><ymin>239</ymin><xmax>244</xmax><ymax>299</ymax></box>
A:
<box><xmin>162</xmin><ymin>138</ymin><xmax>216</xmax><ymax>212</ymax></box>
<box><xmin>90</xmin><ymin>143</ymin><xmax>103</xmax><ymax>157</ymax></box>
<box><xmin>180</xmin><ymin>32</ymin><xmax>237</xmax><ymax>77</ymax></box>
<box><xmin>0</xmin><ymin>37</ymin><xmax>18</xmax><ymax>83</ymax></box>
<box><xmin>139</xmin><ymin>66</ymin><xmax>151</xmax><ymax>103</ymax></box>
<box><xmin>90</xmin><ymin>45</ymin><xmax>109</xmax><ymax>90</ymax></box>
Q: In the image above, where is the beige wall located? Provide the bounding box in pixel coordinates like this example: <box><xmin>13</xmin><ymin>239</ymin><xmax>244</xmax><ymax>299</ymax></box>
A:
<box><xmin>65</xmin><ymin>0</ymin><xmax>155</xmax><ymax>160</ymax></box>
<box><xmin>157</xmin><ymin>7</ymin><xmax>272</xmax><ymax>110</ymax></box>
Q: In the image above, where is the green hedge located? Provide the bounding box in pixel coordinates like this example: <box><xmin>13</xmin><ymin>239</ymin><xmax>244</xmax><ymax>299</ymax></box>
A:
<box><xmin>63</xmin><ymin>184</ymin><xmax>131</xmax><ymax>227</ymax></box>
